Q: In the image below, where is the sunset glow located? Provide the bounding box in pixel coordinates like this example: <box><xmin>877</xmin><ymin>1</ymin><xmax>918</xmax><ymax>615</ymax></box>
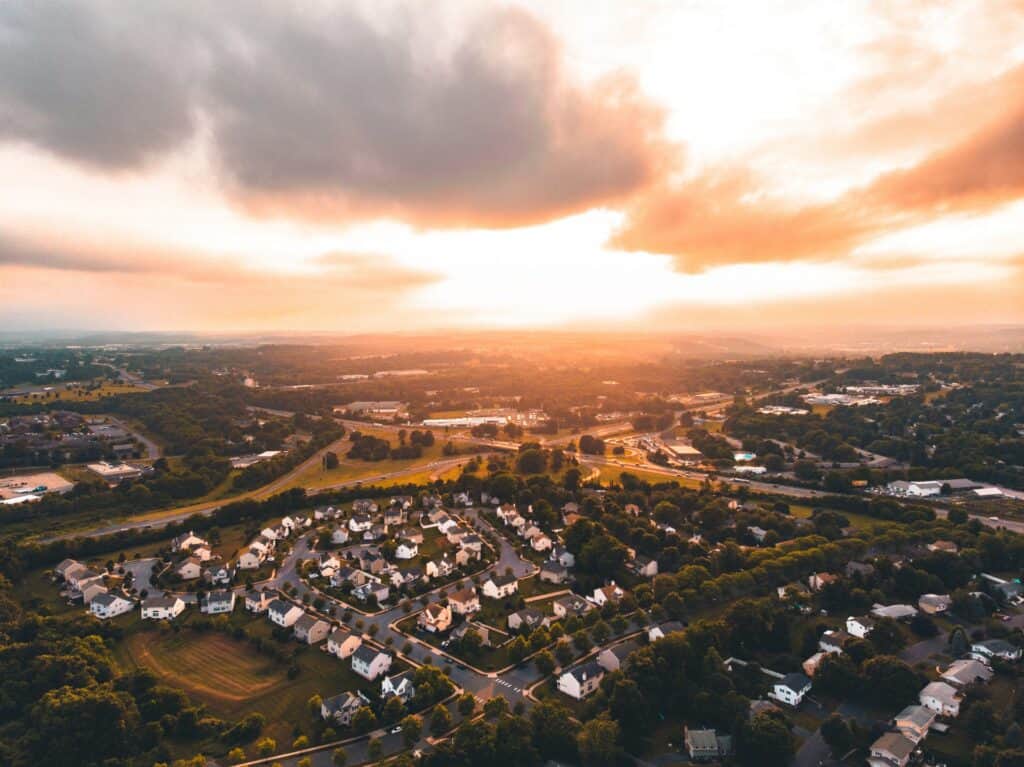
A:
<box><xmin>2</xmin><ymin>0</ymin><xmax>1024</xmax><ymax>332</ymax></box>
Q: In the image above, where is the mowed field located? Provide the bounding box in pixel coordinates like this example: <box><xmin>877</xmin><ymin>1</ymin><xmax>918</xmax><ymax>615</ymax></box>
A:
<box><xmin>115</xmin><ymin>620</ymin><xmax>383</xmax><ymax>747</ymax></box>
<box><xmin>119</xmin><ymin>631</ymin><xmax>282</xmax><ymax>709</ymax></box>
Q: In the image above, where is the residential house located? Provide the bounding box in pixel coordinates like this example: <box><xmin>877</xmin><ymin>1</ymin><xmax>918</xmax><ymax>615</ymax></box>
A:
<box><xmin>349</xmin><ymin>513</ymin><xmax>373</xmax><ymax>533</ymax></box>
<box><xmin>352</xmin><ymin>581</ymin><xmax>389</xmax><ymax>604</ymax></box>
<box><xmin>204</xmin><ymin>564</ymin><xmax>232</xmax><ymax>586</ymax></box>
<box><xmin>384</xmin><ymin>506</ymin><xmax>404</xmax><ymax>527</ymax></box>
<box><xmin>55</xmin><ymin>558</ymin><xmax>84</xmax><ymax>580</ymax></box>
<box><xmin>399</xmin><ymin>528</ymin><xmax>424</xmax><ymax>545</ymax></box>
<box><xmin>237</xmin><ymin>546</ymin><xmax>265</xmax><ymax>570</ymax></box>
<box><xmin>175</xmin><ymin>556</ymin><xmax>203</xmax><ymax>581</ymax></box>
<box><xmin>446</xmin><ymin>525</ymin><xmax>469</xmax><ymax>545</ymax></box>
<box><xmin>846</xmin><ymin>616</ymin><xmax>875</xmax><ymax>639</ymax></box>
<box><xmin>352</xmin><ymin>499</ymin><xmax>378</xmax><ymax>513</ymax></box>
<box><xmin>455</xmin><ymin>549</ymin><xmax>476</xmax><ymax>567</ymax></box>
<box><xmin>321</xmin><ymin>691</ymin><xmax>367</xmax><ymax>726</ymax></box>
<box><xmin>90</xmin><ymin>593</ymin><xmax>134</xmax><ymax>620</ymax></box>
<box><xmin>819</xmin><ymin>629</ymin><xmax>850</xmax><ymax>654</ymax></box>
<box><xmin>192</xmin><ymin>545</ymin><xmax>213</xmax><ymax>562</ymax></box>
<box><xmin>592</xmin><ymin>583</ymin><xmax>625</xmax><ymax>607</ymax></box>
<box><xmin>684</xmin><ymin>728</ymin><xmax>726</xmax><ymax>761</ymax></box>
<box><xmin>66</xmin><ymin>566</ymin><xmax>103</xmax><ymax>591</ymax></box>
<box><xmin>200</xmin><ymin>590</ymin><xmax>236</xmax><ymax>614</ymax></box>
<box><xmin>327</xmin><ymin>629</ymin><xmax>362</xmax><ymax>659</ymax></box>
<box><xmin>971</xmin><ymin>639</ymin><xmax>1022</xmax><ymax>662</ymax></box>
<box><xmin>845</xmin><ymin>560</ymin><xmax>876</xmax><ymax>578</ymax></box>
<box><xmin>482</xmin><ymin>573</ymin><xmax>519</xmax><ymax>600</ymax></box>
<box><xmin>448</xmin><ymin>588</ymin><xmax>480</xmax><ymax>615</ymax></box>
<box><xmin>425</xmin><ymin>559</ymin><xmax>452</xmax><ymax>579</ymax></box>
<box><xmin>171</xmin><ymin>530</ymin><xmax>209</xmax><ymax>552</ymax></box>
<box><xmin>351</xmin><ymin>646</ymin><xmax>392</xmax><ymax>680</ymax></box>
<box><xmin>530</xmin><ymin>533</ymin><xmax>553</xmax><ymax>552</ymax></box>
<box><xmin>437</xmin><ymin>516</ymin><xmax>459</xmax><ymax>535</ymax></box>
<box><xmin>872</xmin><ymin>603</ymin><xmax>918</xmax><ymax>621</ymax></box>
<box><xmin>648</xmin><ymin>621</ymin><xmax>685</xmax><ymax>642</ymax></box>
<box><xmin>868</xmin><ymin>732</ymin><xmax>916</xmax><ymax>767</ymax></box>
<box><xmin>539</xmin><ymin>561</ymin><xmax>568</xmax><ymax>584</ymax></box>
<box><xmin>330</xmin><ymin>526</ymin><xmax>350</xmax><ymax>545</ymax></box>
<box><xmin>363</xmin><ymin>523</ymin><xmax>386</xmax><ymax>542</ymax></box>
<box><xmin>808</xmin><ymin>572</ymin><xmax>839</xmax><ymax>592</ymax></box>
<box><xmin>628</xmin><ymin>554</ymin><xmax>658</xmax><ymax>578</ymax></box>
<box><xmin>553</xmin><ymin>594</ymin><xmax>594</xmax><ymax>619</ymax></box>
<box><xmin>894</xmin><ymin>704</ymin><xmax>935</xmax><ymax>743</ymax></box>
<box><xmin>381</xmin><ymin>671</ymin><xmax>416</xmax><ymax>703</ymax></box>
<box><xmin>419</xmin><ymin>602</ymin><xmax>453</xmax><ymax>633</ymax></box>
<box><xmin>507</xmin><ymin>608</ymin><xmax>544</xmax><ymax>632</ymax></box>
<box><xmin>81</xmin><ymin>582</ymin><xmax>107</xmax><ymax>604</ymax></box>
<box><xmin>927</xmin><ymin>540</ymin><xmax>959</xmax><ymax>554</ymax></box>
<box><xmin>557</xmin><ymin>662</ymin><xmax>604</xmax><ymax>700</ymax></box>
<box><xmin>245</xmin><ymin>589</ymin><xmax>272</xmax><ymax>613</ymax></box>
<box><xmin>769</xmin><ymin>673</ymin><xmax>812</xmax><ymax>706</ymax></box>
<box><xmin>268</xmin><ymin>599</ymin><xmax>304</xmax><ymax>627</ymax></box>
<box><xmin>918</xmin><ymin>593</ymin><xmax>951</xmax><ymax>614</ymax></box>
<box><xmin>395</xmin><ymin>539</ymin><xmax>419</xmax><ymax>560</ymax></box>
<box><xmin>941</xmin><ymin>659</ymin><xmax>993</xmax><ymax>687</ymax></box>
<box><xmin>460</xmin><ymin>534</ymin><xmax>483</xmax><ymax>554</ymax></box>
<box><xmin>597</xmin><ymin>641</ymin><xmax>638</xmax><ymax>673</ymax></box>
<box><xmin>141</xmin><ymin>596</ymin><xmax>185</xmax><ymax>620</ymax></box>
<box><xmin>293</xmin><ymin>614</ymin><xmax>331</xmax><ymax>644</ymax></box>
<box><xmin>551</xmin><ymin>547</ymin><xmax>575</xmax><ymax>568</ymax></box>
<box><xmin>748</xmin><ymin>526</ymin><xmax>769</xmax><ymax>544</ymax></box>
<box><xmin>919</xmin><ymin>681</ymin><xmax>962</xmax><ymax>717</ymax></box>
<box><xmin>802</xmin><ymin>652</ymin><xmax>827</xmax><ymax>677</ymax></box>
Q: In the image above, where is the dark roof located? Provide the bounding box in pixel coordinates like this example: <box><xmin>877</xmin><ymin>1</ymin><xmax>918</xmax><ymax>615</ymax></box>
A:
<box><xmin>489</xmin><ymin>573</ymin><xmax>517</xmax><ymax>587</ymax></box>
<box><xmin>568</xmin><ymin>661</ymin><xmax>604</xmax><ymax>683</ymax></box>
<box><xmin>353</xmin><ymin>644</ymin><xmax>387</xmax><ymax>664</ymax></box>
<box><xmin>778</xmin><ymin>672</ymin><xmax>812</xmax><ymax>692</ymax></box>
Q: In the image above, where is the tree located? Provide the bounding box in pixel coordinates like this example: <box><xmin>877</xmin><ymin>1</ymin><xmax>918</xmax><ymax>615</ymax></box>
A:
<box><xmin>331</xmin><ymin>747</ymin><xmax>347</xmax><ymax>766</ymax></box>
<box><xmin>307</xmin><ymin>694</ymin><xmax>323</xmax><ymax>718</ymax></box>
<box><xmin>458</xmin><ymin>692</ymin><xmax>477</xmax><ymax>716</ymax></box>
<box><xmin>534</xmin><ymin>650</ymin><xmax>556</xmax><ymax>676</ymax></box>
<box><xmin>256</xmin><ymin>737</ymin><xmax>277</xmax><ymax>757</ymax></box>
<box><xmin>738</xmin><ymin>713</ymin><xmax>794</xmax><ymax>767</ymax></box>
<box><xmin>297</xmin><ymin>759</ymin><xmax>312</xmax><ymax>767</ymax></box>
<box><xmin>950</xmin><ymin>626</ymin><xmax>970</xmax><ymax>657</ymax></box>
<box><xmin>382</xmin><ymin>694</ymin><xmax>405</xmax><ymax>724</ymax></box>
<box><xmin>869</xmin><ymin>617</ymin><xmax>906</xmax><ymax>654</ymax></box>
<box><xmin>400</xmin><ymin>714</ymin><xmax>423</xmax><ymax>747</ymax></box>
<box><xmin>430</xmin><ymin>704</ymin><xmax>452</xmax><ymax>736</ymax></box>
<box><xmin>577</xmin><ymin>716</ymin><xmax>620</xmax><ymax>767</ymax></box>
<box><xmin>367</xmin><ymin>737</ymin><xmax>382</xmax><ymax>761</ymax></box>
<box><xmin>794</xmin><ymin>460</ymin><xmax>820</xmax><ymax>481</ymax></box>
<box><xmin>352</xmin><ymin>706</ymin><xmax>378</xmax><ymax>735</ymax></box>
<box><xmin>227</xmin><ymin>748</ymin><xmax>246</xmax><ymax>765</ymax></box>
<box><xmin>323</xmin><ymin>451</ymin><xmax>340</xmax><ymax>470</ymax></box>
<box><xmin>516</xmin><ymin>449</ymin><xmax>547</xmax><ymax>475</ymax></box>
<box><xmin>820</xmin><ymin>714</ymin><xmax>853</xmax><ymax>755</ymax></box>
<box><xmin>530</xmin><ymin>700</ymin><xmax>578</xmax><ymax>761</ymax></box>
<box><xmin>484</xmin><ymin>696</ymin><xmax>509</xmax><ymax>719</ymax></box>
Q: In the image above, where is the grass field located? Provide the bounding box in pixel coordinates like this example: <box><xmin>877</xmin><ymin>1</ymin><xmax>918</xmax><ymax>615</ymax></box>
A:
<box><xmin>115</xmin><ymin>615</ymin><xmax>386</xmax><ymax>748</ymax></box>
<box><xmin>8</xmin><ymin>382</ymin><xmax>150</xmax><ymax>404</ymax></box>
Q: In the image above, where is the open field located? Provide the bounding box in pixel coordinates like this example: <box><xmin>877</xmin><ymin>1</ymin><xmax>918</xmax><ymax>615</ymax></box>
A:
<box><xmin>7</xmin><ymin>382</ymin><xmax>151</xmax><ymax>404</ymax></box>
<box><xmin>114</xmin><ymin>614</ymin><xmax>388</xmax><ymax>748</ymax></box>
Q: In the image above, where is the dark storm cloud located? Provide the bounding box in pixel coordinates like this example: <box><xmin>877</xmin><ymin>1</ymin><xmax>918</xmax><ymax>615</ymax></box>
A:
<box><xmin>0</xmin><ymin>1</ymin><xmax>669</xmax><ymax>227</ymax></box>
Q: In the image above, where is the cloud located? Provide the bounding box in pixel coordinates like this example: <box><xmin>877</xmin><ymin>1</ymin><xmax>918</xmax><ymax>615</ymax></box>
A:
<box><xmin>0</xmin><ymin>1</ymin><xmax>670</xmax><ymax>228</ymax></box>
<box><xmin>609</xmin><ymin>169</ymin><xmax>877</xmax><ymax>270</ymax></box>
<box><xmin>615</xmin><ymin>82</ymin><xmax>1024</xmax><ymax>270</ymax></box>
<box><xmin>0</xmin><ymin>230</ymin><xmax>441</xmax><ymax>291</ymax></box>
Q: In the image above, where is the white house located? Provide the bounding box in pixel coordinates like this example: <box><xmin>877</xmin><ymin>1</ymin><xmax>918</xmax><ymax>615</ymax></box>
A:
<box><xmin>175</xmin><ymin>556</ymin><xmax>203</xmax><ymax>581</ymax></box>
<box><xmin>597</xmin><ymin>642</ymin><xmax>638</xmax><ymax>673</ymax></box>
<box><xmin>942</xmin><ymin>659</ymin><xmax>994</xmax><ymax>687</ymax></box>
<box><xmin>919</xmin><ymin>681</ymin><xmax>962</xmax><ymax>717</ymax></box>
<box><xmin>268</xmin><ymin>599</ymin><xmax>304</xmax><ymax>627</ymax></box>
<box><xmin>530</xmin><ymin>533</ymin><xmax>553</xmax><ymax>552</ymax></box>
<box><xmin>381</xmin><ymin>671</ymin><xmax>416</xmax><ymax>703</ymax></box>
<box><xmin>592</xmin><ymin>583</ymin><xmax>625</xmax><ymax>607</ymax></box>
<box><xmin>846</xmin><ymin>616</ymin><xmax>875</xmax><ymax>639</ymax></box>
<box><xmin>141</xmin><ymin>595</ymin><xmax>185</xmax><ymax>620</ymax></box>
<box><xmin>557</xmin><ymin>662</ymin><xmax>604</xmax><ymax>700</ymax></box>
<box><xmin>237</xmin><ymin>546</ymin><xmax>264</xmax><ymax>570</ymax></box>
<box><xmin>971</xmin><ymin>639</ymin><xmax>1022</xmax><ymax>662</ymax></box>
<box><xmin>200</xmin><ymin>590</ymin><xmax>236</xmax><ymax>614</ymax></box>
<box><xmin>327</xmin><ymin>629</ymin><xmax>362</xmax><ymax>659</ymax></box>
<box><xmin>171</xmin><ymin>530</ymin><xmax>209</xmax><ymax>552</ymax></box>
<box><xmin>769</xmin><ymin>673</ymin><xmax>812</xmax><ymax>706</ymax></box>
<box><xmin>351</xmin><ymin>646</ymin><xmax>392</xmax><ymax>680</ymax></box>
<box><xmin>482</xmin><ymin>573</ymin><xmax>519</xmax><ymax>600</ymax></box>
<box><xmin>395</xmin><ymin>540</ymin><xmax>419</xmax><ymax>560</ymax></box>
<box><xmin>349</xmin><ymin>513</ymin><xmax>373</xmax><ymax>533</ymax></box>
<box><xmin>331</xmin><ymin>526</ymin><xmax>350</xmax><ymax>545</ymax></box>
<box><xmin>90</xmin><ymin>593</ymin><xmax>134</xmax><ymax>620</ymax></box>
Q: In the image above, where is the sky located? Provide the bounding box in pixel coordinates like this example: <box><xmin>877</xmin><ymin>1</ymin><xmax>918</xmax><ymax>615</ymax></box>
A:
<box><xmin>2</xmin><ymin>0</ymin><xmax>1024</xmax><ymax>334</ymax></box>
